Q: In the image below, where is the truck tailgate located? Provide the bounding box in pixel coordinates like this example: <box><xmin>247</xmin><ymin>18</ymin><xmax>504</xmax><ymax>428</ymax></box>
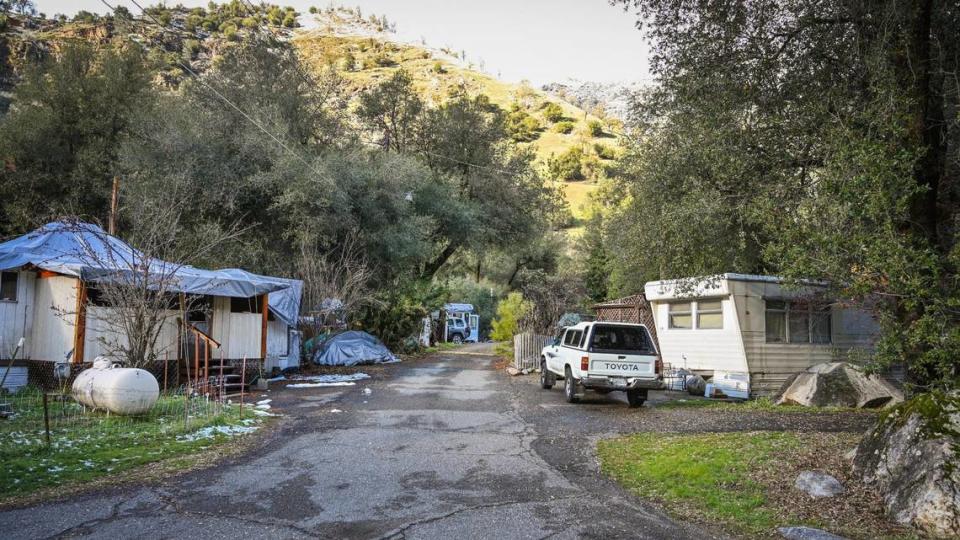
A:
<box><xmin>588</xmin><ymin>353</ymin><xmax>657</xmax><ymax>378</ymax></box>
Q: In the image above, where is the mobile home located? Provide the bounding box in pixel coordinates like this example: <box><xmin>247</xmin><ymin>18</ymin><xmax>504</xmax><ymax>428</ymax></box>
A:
<box><xmin>644</xmin><ymin>273</ymin><xmax>879</xmax><ymax>396</ymax></box>
<box><xmin>0</xmin><ymin>221</ymin><xmax>301</xmax><ymax>391</ymax></box>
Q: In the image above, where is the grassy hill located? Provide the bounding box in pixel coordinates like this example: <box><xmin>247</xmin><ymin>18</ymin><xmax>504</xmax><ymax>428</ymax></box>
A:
<box><xmin>292</xmin><ymin>7</ymin><xmax>622</xmax><ymax>221</ymax></box>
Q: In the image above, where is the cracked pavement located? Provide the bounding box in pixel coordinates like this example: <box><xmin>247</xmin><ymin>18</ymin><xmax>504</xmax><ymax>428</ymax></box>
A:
<box><xmin>0</xmin><ymin>344</ymin><xmax>717</xmax><ymax>539</ymax></box>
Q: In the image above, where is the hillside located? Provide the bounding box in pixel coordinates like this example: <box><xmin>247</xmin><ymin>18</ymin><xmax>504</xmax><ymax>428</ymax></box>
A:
<box><xmin>0</xmin><ymin>4</ymin><xmax>618</xmax><ymax>221</ymax></box>
<box><xmin>293</xmin><ymin>7</ymin><xmax>621</xmax><ymax>221</ymax></box>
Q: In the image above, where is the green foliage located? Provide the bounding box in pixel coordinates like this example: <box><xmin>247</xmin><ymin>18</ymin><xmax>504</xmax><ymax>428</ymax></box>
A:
<box><xmin>490</xmin><ymin>292</ymin><xmax>529</xmax><ymax>341</ymax></box>
<box><xmin>541</xmin><ymin>101</ymin><xmax>564</xmax><ymax>123</ymax></box>
<box><xmin>581</xmin><ymin>215</ymin><xmax>609</xmax><ymax>302</ymax></box>
<box><xmin>586</xmin><ymin>119</ymin><xmax>604</xmax><ymax>137</ymax></box>
<box><xmin>431</xmin><ymin>61</ymin><xmax>445</xmax><ymax>74</ymax></box>
<box><xmin>0</xmin><ymin>43</ymin><xmax>154</xmax><ymax>236</ymax></box>
<box><xmin>357</xmin><ymin>280</ymin><xmax>446</xmax><ymax>349</ymax></box>
<box><xmin>72</xmin><ymin>10</ymin><xmax>99</xmax><ymax>23</ymax></box>
<box><xmin>593</xmin><ymin>143</ymin><xmax>616</xmax><ymax>160</ymax></box>
<box><xmin>505</xmin><ymin>107</ymin><xmax>541</xmax><ymax>142</ymax></box>
<box><xmin>547</xmin><ymin>146</ymin><xmax>585</xmax><ymax>181</ymax></box>
<box><xmin>281</xmin><ymin>11</ymin><xmax>297</xmax><ymax>28</ymax></box>
<box><xmin>308</xmin><ymin>6</ymin><xmax>317</xmax><ymax>14</ymax></box>
<box><xmin>553</xmin><ymin>121</ymin><xmax>574</xmax><ymax>134</ymax></box>
<box><xmin>0</xmin><ymin>14</ymin><xmax>7</xmax><ymax>31</ymax></box>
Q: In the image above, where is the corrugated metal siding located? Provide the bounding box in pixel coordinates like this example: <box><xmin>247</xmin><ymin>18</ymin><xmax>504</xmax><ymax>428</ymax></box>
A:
<box><xmin>736</xmin><ymin>281</ymin><xmax>879</xmax><ymax>396</ymax></box>
<box><xmin>0</xmin><ymin>271</ymin><xmax>35</xmax><ymax>359</ymax></box>
<box><xmin>84</xmin><ymin>307</ymin><xmax>180</xmax><ymax>362</ymax></box>
<box><xmin>210</xmin><ymin>298</ymin><xmax>263</xmax><ymax>359</ymax></box>
<box><xmin>30</xmin><ymin>276</ymin><xmax>76</xmax><ymax>362</ymax></box>
<box><xmin>650</xmin><ymin>296</ymin><xmax>749</xmax><ymax>373</ymax></box>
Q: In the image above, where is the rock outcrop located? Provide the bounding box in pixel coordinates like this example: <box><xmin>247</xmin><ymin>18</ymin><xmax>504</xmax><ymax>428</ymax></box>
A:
<box><xmin>775</xmin><ymin>362</ymin><xmax>903</xmax><ymax>408</ymax></box>
<box><xmin>853</xmin><ymin>392</ymin><xmax>960</xmax><ymax>537</ymax></box>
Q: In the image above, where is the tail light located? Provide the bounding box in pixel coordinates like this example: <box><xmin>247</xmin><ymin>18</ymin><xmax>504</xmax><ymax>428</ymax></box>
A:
<box><xmin>655</xmin><ymin>358</ymin><xmax>663</xmax><ymax>375</ymax></box>
<box><xmin>581</xmin><ymin>356</ymin><xmax>589</xmax><ymax>371</ymax></box>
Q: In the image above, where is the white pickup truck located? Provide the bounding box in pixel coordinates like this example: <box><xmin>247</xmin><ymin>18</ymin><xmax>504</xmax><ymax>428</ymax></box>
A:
<box><xmin>539</xmin><ymin>321</ymin><xmax>662</xmax><ymax>408</ymax></box>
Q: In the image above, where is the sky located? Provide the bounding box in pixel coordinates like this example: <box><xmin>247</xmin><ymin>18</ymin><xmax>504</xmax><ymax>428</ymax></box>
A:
<box><xmin>31</xmin><ymin>0</ymin><xmax>650</xmax><ymax>85</ymax></box>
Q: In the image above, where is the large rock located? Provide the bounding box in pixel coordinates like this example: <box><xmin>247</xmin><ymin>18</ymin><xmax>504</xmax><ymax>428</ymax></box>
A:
<box><xmin>794</xmin><ymin>470</ymin><xmax>844</xmax><ymax>498</ymax></box>
<box><xmin>853</xmin><ymin>392</ymin><xmax>960</xmax><ymax>537</ymax></box>
<box><xmin>775</xmin><ymin>362</ymin><xmax>903</xmax><ymax>408</ymax></box>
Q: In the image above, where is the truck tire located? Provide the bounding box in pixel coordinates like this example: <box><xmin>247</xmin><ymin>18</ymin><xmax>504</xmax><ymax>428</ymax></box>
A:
<box><xmin>626</xmin><ymin>389</ymin><xmax>647</xmax><ymax>408</ymax></box>
<box><xmin>564</xmin><ymin>366</ymin><xmax>580</xmax><ymax>403</ymax></box>
<box><xmin>451</xmin><ymin>333</ymin><xmax>463</xmax><ymax>344</ymax></box>
<box><xmin>540</xmin><ymin>358</ymin><xmax>554</xmax><ymax>389</ymax></box>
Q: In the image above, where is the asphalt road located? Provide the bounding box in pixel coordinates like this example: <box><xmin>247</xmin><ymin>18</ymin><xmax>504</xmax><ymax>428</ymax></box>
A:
<box><xmin>0</xmin><ymin>345</ymin><xmax>727</xmax><ymax>539</ymax></box>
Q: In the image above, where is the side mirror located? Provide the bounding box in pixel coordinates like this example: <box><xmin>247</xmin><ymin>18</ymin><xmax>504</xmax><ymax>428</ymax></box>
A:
<box><xmin>552</xmin><ymin>338</ymin><xmax>560</xmax><ymax>346</ymax></box>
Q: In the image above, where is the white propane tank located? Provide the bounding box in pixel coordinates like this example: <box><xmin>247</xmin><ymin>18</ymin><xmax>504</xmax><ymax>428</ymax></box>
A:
<box><xmin>72</xmin><ymin>357</ymin><xmax>160</xmax><ymax>415</ymax></box>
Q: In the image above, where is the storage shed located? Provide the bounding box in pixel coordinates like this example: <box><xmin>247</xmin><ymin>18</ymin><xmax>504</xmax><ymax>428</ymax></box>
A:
<box><xmin>0</xmin><ymin>221</ymin><xmax>302</xmax><ymax>391</ymax></box>
<box><xmin>644</xmin><ymin>274</ymin><xmax>879</xmax><ymax>396</ymax></box>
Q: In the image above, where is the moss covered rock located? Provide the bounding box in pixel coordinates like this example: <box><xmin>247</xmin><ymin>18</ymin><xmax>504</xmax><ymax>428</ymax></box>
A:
<box><xmin>853</xmin><ymin>392</ymin><xmax>960</xmax><ymax>537</ymax></box>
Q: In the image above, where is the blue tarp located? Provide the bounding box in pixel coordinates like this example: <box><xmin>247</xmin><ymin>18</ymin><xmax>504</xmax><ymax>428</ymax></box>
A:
<box><xmin>311</xmin><ymin>331</ymin><xmax>399</xmax><ymax>366</ymax></box>
<box><xmin>444</xmin><ymin>303</ymin><xmax>474</xmax><ymax>313</ymax></box>
<box><xmin>0</xmin><ymin>221</ymin><xmax>301</xmax><ymax>323</ymax></box>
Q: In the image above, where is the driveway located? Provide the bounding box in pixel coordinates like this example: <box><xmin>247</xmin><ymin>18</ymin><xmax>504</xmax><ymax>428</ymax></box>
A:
<box><xmin>0</xmin><ymin>346</ymin><xmax>741</xmax><ymax>539</ymax></box>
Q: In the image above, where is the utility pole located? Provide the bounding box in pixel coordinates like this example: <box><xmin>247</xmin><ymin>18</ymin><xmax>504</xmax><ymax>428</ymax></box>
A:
<box><xmin>108</xmin><ymin>176</ymin><xmax>120</xmax><ymax>235</ymax></box>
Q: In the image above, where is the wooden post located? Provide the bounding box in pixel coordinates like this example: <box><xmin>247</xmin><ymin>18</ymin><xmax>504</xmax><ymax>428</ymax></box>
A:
<box><xmin>219</xmin><ymin>350</ymin><xmax>225</xmax><ymax>402</ymax></box>
<box><xmin>260</xmin><ymin>294</ymin><xmax>268</xmax><ymax>360</ymax></box>
<box><xmin>42</xmin><ymin>393</ymin><xmax>51</xmax><ymax>446</ymax></box>
<box><xmin>194</xmin><ymin>332</ymin><xmax>199</xmax><ymax>392</ymax></box>
<box><xmin>203</xmin><ymin>340</ymin><xmax>209</xmax><ymax>396</ymax></box>
<box><xmin>239</xmin><ymin>356</ymin><xmax>246</xmax><ymax>416</ymax></box>
<box><xmin>72</xmin><ymin>279</ymin><xmax>87</xmax><ymax>364</ymax></box>
<box><xmin>163</xmin><ymin>351</ymin><xmax>168</xmax><ymax>394</ymax></box>
<box><xmin>108</xmin><ymin>176</ymin><xmax>120</xmax><ymax>235</ymax></box>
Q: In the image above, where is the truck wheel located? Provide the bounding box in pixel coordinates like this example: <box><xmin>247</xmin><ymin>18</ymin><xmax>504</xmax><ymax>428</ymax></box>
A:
<box><xmin>540</xmin><ymin>358</ymin><xmax>554</xmax><ymax>389</ymax></box>
<box><xmin>451</xmin><ymin>334</ymin><xmax>463</xmax><ymax>344</ymax></box>
<box><xmin>564</xmin><ymin>366</ymin><xmax>580</xmax><ymax>403</ymax></box>
<box><xmin>626</xmin><ymin>389</ymin><xmax>647</xmax><ymax>408</ymax></box>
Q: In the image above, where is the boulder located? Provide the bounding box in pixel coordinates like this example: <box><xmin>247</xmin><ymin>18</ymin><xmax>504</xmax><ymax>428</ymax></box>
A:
<box><xmin>505</xmin><ymin>366</ymin><xmax>521</xmax><ymax>376</ymax></box>
<box><xmin>794</xmin><ymin>470</ymin><xmax>844</xmax><ymax>498</ymax></box>
<box><xmin>853</xmin><ymin>392</ymin><xmax>960</xmax><ymax>537</ymax></box>
<box><xmin>777</xmin><ymin>526</ymin><xmax>848</xmax><ymax>540</ymax></box>
<box><xmin>775</xmin><ymin>362</ymin><xmax>903</xmax><ymax>408</ymax></box>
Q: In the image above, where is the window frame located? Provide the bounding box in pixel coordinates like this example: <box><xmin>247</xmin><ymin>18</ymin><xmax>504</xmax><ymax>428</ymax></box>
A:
<box><xmin>764</xmin><ymin>299</ymin><xmax>832</xmax><ymax>345</ymax></box>
<box><xmin>695</xmin><ymin>299</ymin><xmax>724</xmax><ymax>330</ymax></box>
<box><xmin>562</xmin><ymin>328</ymin><xmax>585</xmax><ymax>350</ymax></box>
<box><xmin>0</xmin><ymin>271</ymin><xmax>18</xmax><ymax>302</ymax></box>
<box><xmin>668</xmin><ymin>301</ymin><xmax>693</xmax><ymax>330</ymax></box>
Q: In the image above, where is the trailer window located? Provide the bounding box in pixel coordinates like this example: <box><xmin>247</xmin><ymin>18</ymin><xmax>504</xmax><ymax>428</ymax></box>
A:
<box><xmin>230</xmin><ymin>296</ymin><xmax>265</xmax><ymax>313</ymax></box>
<box><xmin>589</xmin><ymin>325</ymin><xmax>655</xmax><ymax>354</ymax></box>
<box><xmin>0</xmin><ymin>272</ymin><xmax>17</xmax><ymax>302</ymax></box>
<box><xmin>696</xmin><ymin>300</ymin><xmax>723</xmax><ymax>329</ymax></box>
<box><xmin>765</xmin><ymin>300</ymin><xmax>831</xmax><ymax>344</ymax></box>
<box><xmin>668</xmin><ymin>302</ymin><xmax>692</xmax><ymax>329</ymax></box>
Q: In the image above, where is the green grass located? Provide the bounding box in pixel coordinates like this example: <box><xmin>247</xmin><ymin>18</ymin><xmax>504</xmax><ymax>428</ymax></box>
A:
<box><xmin>598</xmin><ymin>432</ymin><xmax>805</xmax><ymax>535</ymax></box>
<box><xmin>0</xmin><ymin>390</ymin><xmax>263</xmax><ymax>497</ymax></box>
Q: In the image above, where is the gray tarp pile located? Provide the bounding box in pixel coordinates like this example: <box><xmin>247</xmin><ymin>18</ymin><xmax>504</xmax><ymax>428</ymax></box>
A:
<box><xmin>312</xmin><ymin>331</ymin><xmax>399</xmax><ymax>366</ymax></box>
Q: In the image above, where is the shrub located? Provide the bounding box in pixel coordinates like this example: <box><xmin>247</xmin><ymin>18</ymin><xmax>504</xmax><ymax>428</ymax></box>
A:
<box><xmin>0</xmin><ymin>15</ymin><xmax>7</xmax><ymax>31</ymax></box>
<box><xmin>241</xmin><ymin>17</ymin><xmax>258</xmax><ymax>29</ymax></box>
<box><xmin>431</xmin><ymin>61</ymin><xmax>445</xmax><ymax>74</ymax></box>
<box><xmin>491</xmin><ymin>292</ymin><xmax>530</xmax><ymax>342</ymax></box>
<box><xmin>282</xmin><ymin>12</ymin><xmax>297</xmax><ymax>27</ymax></box>
<box><xmin>547</xmin><ymin>146</ymin><xmax>585</xmax><ymax>181</ymax></box>
<box><xmin>223</xmin><ymin>26</ymin><xmax>239</xmax><ymax>41</ymax></box>
<box><xmin>541</xmin><ymin>102</ymin><xmax>564</xmax><ymax>123</ymax></box>
<box><xmin>594</xmin><ymin>143</ymin><xmax>616</xmax><ymax>160</ymax></box>
<box><xmin>506</xmin><ymin>109</ymin><xmax>541</xmax><ymax>142</ymax></box>
<box><xmin>587</xmin><ymin>119</ymin><xmax>604</xmax><ymax>137</ymax></box>
<box><xmin>554</xmin><ymin>121</ymin><xmax>574</xmax><ymax>134</ymax></box>
<box><xmin>308</xmin><ymin>6</ymin><xmax>318</xmax><ymax>14</ymax></box>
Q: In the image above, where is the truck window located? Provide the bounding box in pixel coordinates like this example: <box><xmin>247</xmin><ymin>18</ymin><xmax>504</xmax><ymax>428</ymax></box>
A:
<box><xmin>562</xmin><ymin>329</ymin><xmax>582</xmax><ymax>348</ymax></box>
<box><xmin>589</xmin><ymin>325</ymin><xmax>655</xmax><ymax>354</ymax></box>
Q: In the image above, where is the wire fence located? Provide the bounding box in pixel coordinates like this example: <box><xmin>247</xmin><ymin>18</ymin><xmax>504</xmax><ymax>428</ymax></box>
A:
<box><xmin>2</xmin><ymin>387</ymin><xmax>249</xmax><ymax>450</ymax></box>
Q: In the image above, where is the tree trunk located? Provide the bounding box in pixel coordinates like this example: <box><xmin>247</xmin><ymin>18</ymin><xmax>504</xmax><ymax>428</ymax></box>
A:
<box><xmin>422</xmin><ymin>242</ymin><xmax>459</xmax><ymax>279</ymax></box>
